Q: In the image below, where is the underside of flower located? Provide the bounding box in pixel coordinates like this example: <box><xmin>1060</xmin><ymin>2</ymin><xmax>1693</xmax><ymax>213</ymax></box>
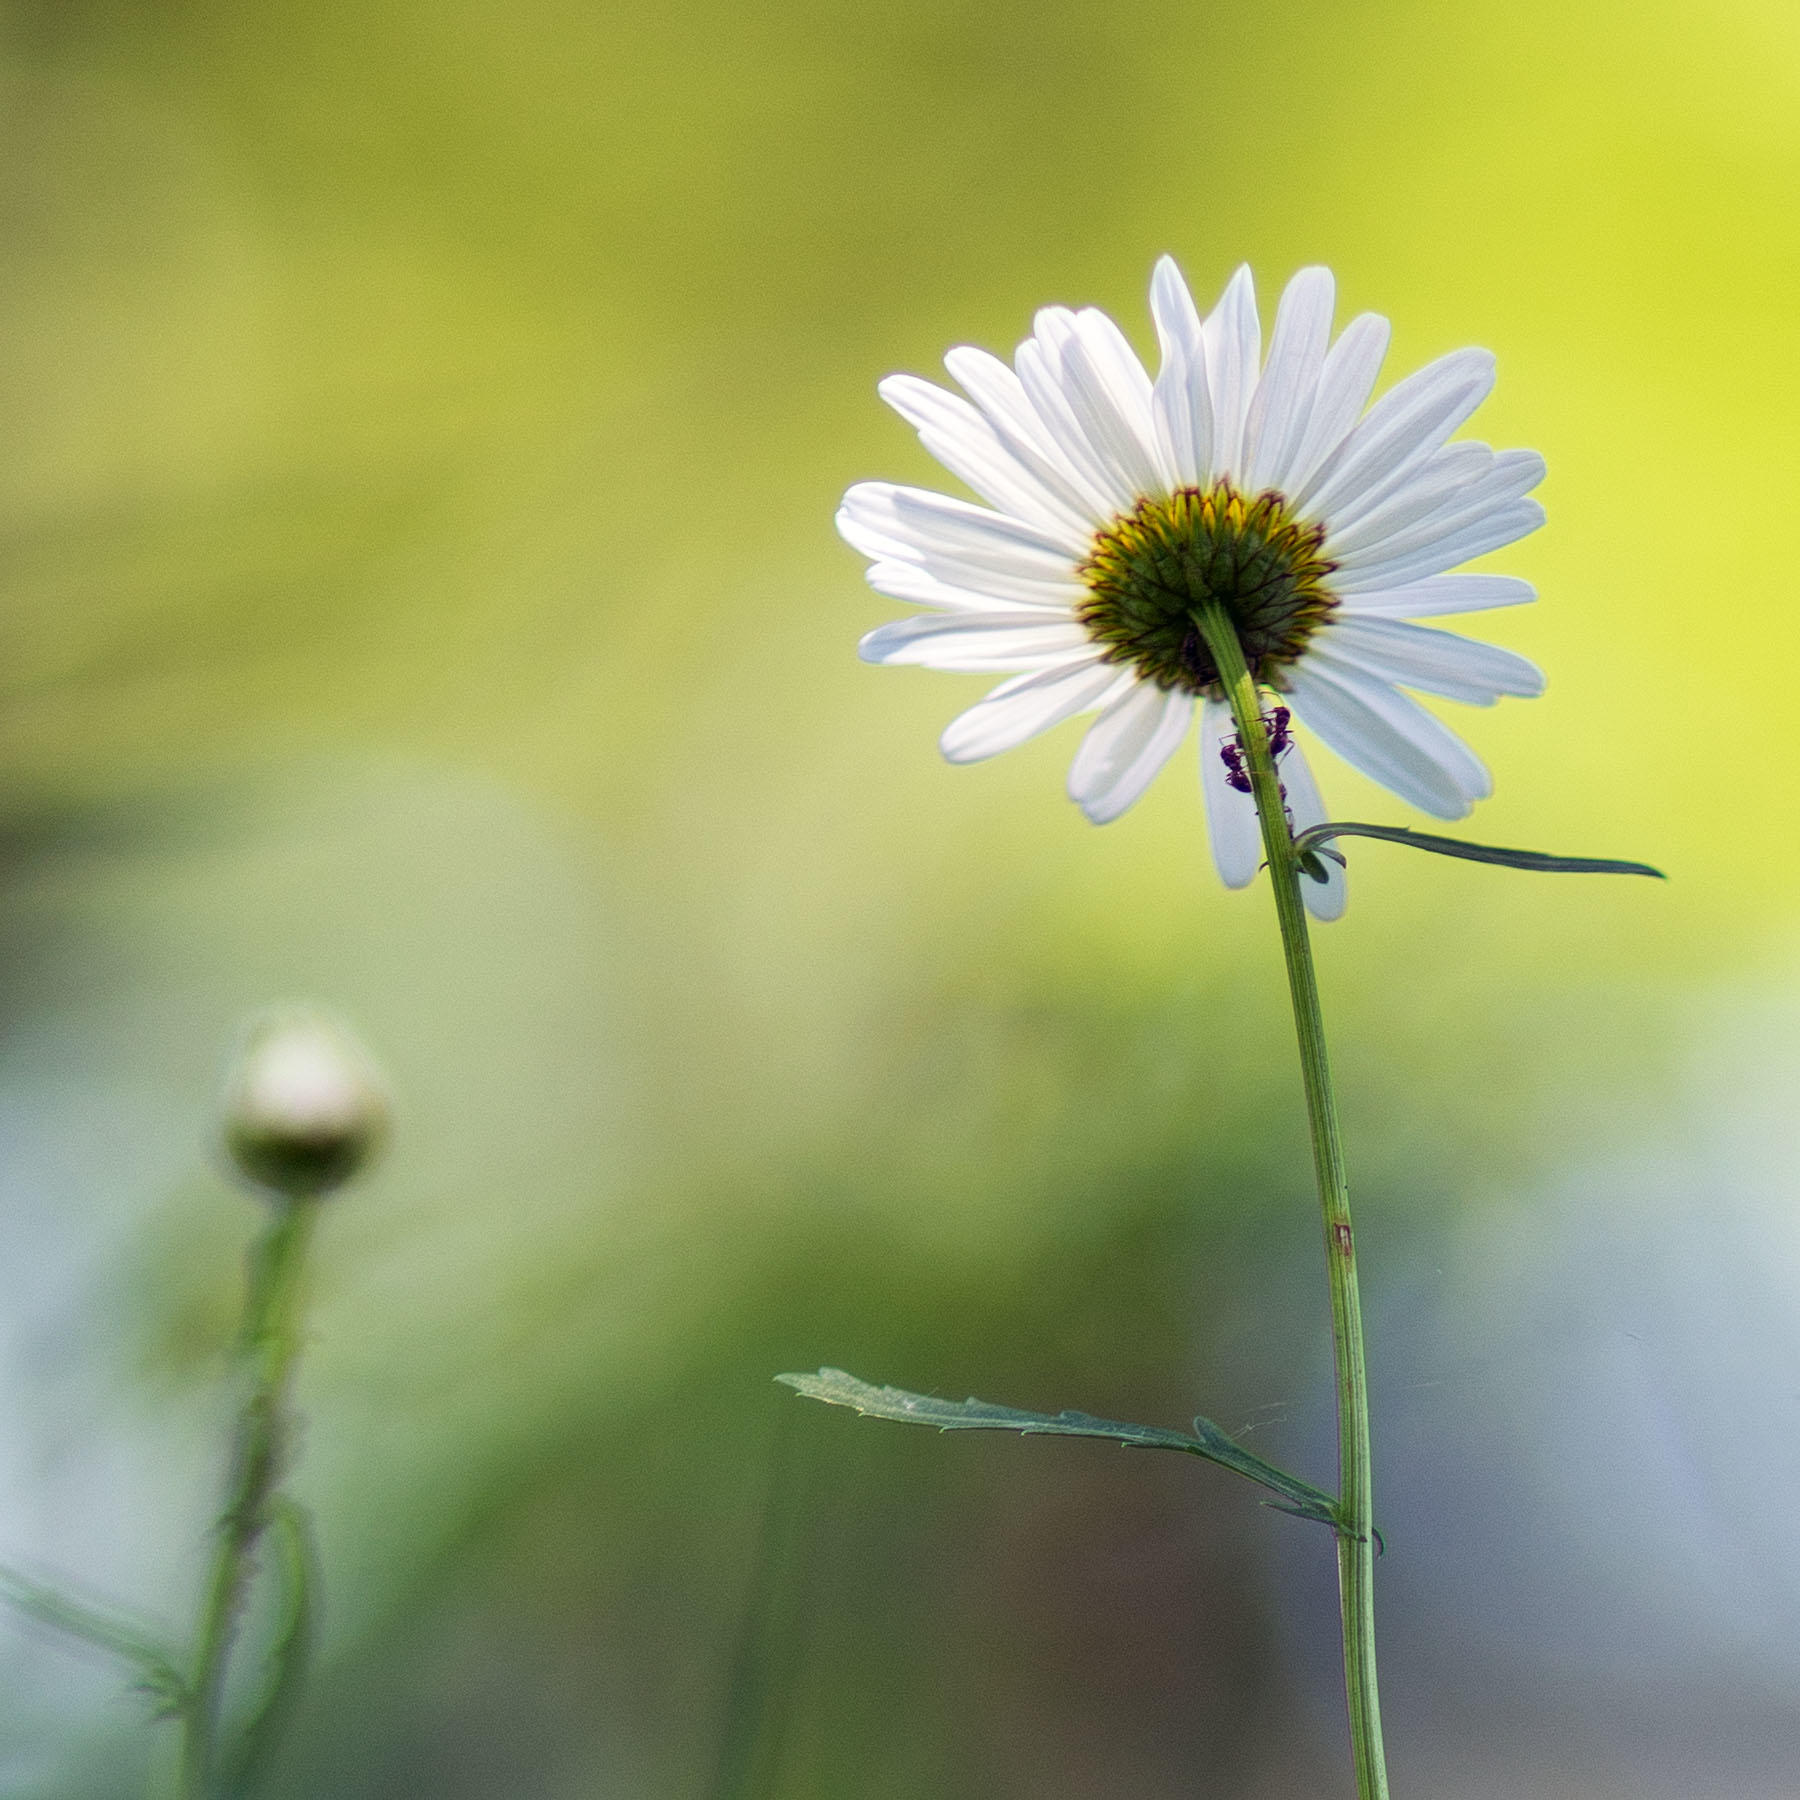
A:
<box><xmin>840</xmin><ymin>257</ymin><xmax>1552</xmax><ymax>917</ymax></box>
<box><xmin>1076</xmin><ymin>483</ymin><xmax>1338</xmax><ymax>696</ymax></box>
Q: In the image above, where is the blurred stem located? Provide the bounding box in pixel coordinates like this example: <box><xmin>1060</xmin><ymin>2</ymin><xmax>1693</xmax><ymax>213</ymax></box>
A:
<box><xmin>177</xmin><ymin>1197</ymin><xmax>318</xmax><ymax>1800</ymax></box>
<box><xmin>1192</xmin><ymin>601</ymin><xmax>1389</xmax><ymax>1800</ymax></box>
<box><xmin>711</xmin><ymin>1404</ymin><xmax>815</xmax><ymax>1800</ymax></box>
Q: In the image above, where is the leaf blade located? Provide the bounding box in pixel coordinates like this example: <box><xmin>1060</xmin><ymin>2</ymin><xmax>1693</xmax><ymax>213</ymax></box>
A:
<box><xmin>0</xmin><ymin>1561</ymin><xmax>187</xmax><ymax>1716</ymax></box>
<box><xmin>1291</xmin><ymin>821</ymin><xmax>1665</xmax><ymax>881</ymax></box>
<box><xmin>776</xmin><ymin>1369</ymin><xmax>1340</xmax><ymax>1527</ymax></box>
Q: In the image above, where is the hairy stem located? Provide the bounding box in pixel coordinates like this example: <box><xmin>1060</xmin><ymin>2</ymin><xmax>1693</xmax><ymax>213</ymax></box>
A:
<box><xmin>1191</xmin><ymin>601</ymin><xmax>1389</xmax><ymax>1800</ymax></box>
<box><xmin>177</xmin><ymin>1199</ymin><xmax>317</xmax><ymax>1800</ymax></box>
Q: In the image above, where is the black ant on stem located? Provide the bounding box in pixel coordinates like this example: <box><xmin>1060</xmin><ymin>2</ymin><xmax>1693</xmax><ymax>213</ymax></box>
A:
<box><xmin>1218</xmin><ymin>706</ymin><xmax>1342</xmax><ymax>887</ymax></box>
<box><xmin>1219</xmin><ymin>704</ymin><xmax>1293</xmax><ymax>795</ymax></box>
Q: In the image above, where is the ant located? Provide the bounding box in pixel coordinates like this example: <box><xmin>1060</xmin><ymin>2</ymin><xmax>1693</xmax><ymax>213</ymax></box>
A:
<box><xmin>1219</xmin><ymin>705</ymin><xmax>1293</xmax><ymax>794</ymax></box>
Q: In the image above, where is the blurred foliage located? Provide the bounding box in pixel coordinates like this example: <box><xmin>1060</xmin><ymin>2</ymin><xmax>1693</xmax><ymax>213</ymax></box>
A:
<box><xmin>0</xmin><ymin>0</ymin><xmax>1794</xmax><ymax>1794</ymax></box>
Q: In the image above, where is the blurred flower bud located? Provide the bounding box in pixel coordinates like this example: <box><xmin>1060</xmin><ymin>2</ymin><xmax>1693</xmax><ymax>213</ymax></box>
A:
<box><xmin>222</xmin><ymin>1007</ymin><xmax>390</xmax><ymax>1200</ymax></box>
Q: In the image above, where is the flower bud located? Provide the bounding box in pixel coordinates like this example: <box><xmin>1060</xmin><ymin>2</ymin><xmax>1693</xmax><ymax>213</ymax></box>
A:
<box><xmin>222</xmin><ymin>1007</ymin><xmax>390</xmax><ymax>1200</ymax></box>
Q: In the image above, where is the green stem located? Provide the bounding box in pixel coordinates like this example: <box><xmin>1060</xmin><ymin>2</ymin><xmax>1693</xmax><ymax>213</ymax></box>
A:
<box><xmin>1192</xmin><ymin>601</ymin><xmax>1389</xmax><ymax>1800</ymax></box>
<box><xmin>177</xmin><ymin>1199</ymin><xmax>318</xmax><ymax>1800</ymax></box>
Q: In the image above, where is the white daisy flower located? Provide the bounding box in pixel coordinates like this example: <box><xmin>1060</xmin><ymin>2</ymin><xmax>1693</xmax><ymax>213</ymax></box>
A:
<box><xmin>838</xmin><ymin>258</ymin><xmax>1547</xmax><ymax>921</ymax></box>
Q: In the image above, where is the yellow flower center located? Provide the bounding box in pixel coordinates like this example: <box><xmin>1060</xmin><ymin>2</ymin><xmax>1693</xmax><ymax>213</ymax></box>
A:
<box><xmin>1077</xmin><ymin>483</ymin><xmax>1339</xmax><ymax>696</ymax></box>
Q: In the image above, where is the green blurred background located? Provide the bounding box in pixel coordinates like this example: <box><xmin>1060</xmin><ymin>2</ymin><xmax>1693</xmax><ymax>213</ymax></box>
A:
<box><xmin>2</xmin><ymin>0</ymin><xmax>1799</xmax><ymax>1794</ymax></box>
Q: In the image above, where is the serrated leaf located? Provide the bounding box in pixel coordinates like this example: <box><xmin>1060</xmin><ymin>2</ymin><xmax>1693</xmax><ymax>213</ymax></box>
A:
<box><xmin>776</xmin><ymin>1369</ymin><xmax>1341</xmax><ymax>1528</ymax></box>
<box><xmin>1290</xmin><ymin>822</ymin><xmax>1664</xmax><ymax>881</ymax></box>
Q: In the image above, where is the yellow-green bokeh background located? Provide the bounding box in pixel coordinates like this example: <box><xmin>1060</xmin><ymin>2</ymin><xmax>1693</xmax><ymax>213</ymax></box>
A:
<box><xmin>2</xmin><ymin>1</ymin><xmax>1798</xmax><ymax>1795</ymax></box>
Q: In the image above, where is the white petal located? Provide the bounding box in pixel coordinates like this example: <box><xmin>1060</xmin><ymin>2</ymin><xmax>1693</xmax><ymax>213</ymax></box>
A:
<box><xmin>1336</xmin><ymin>574</ymin><xmax>1536</xmax><ymax>618</ymax></box>
<box><xmin>863</xmin><ymin>560</ymin><xmax>1070</xmax><ymax>615</ymax></box>
<box><xmin>1332</xmin><ymin>449</ymin><xmax>1546</xmax><ymax>571</ymax></box>
<box><xmin>1295</xmin><ymin>348</ymin><xmax>1495</xmax><ymax>523</ymax></box>
<box><xmin>1332</xmin><ymin>500</ymin><xmax>1545</xmax><ymax>594</ymax></box>
<box><xmin>1278</xmin><ymin>737</ymin><xmax>1347</xmax><ymax>921</ymax></box>
<box><xmin>918</xmin><ymin>428</ymin><xmax>1097</xmax><ymax>551</ymax></box>
<box><xmin>1065</xmin><ymin>307</ymin><xmax>1166</xmax><ymax>495</ymax></box>
<box><xmin>859</xmin><ymin>612</ymin><xmax>1095</xmax><ymax>671</ymax></box>
<box><xmin>1323</xmin><ymin>441</ymin><xmax>1491</xmax><ymax>551</ymax></box>
<box><xmin>1074</xmin><ymin>308</ymin><xmax>1157</xmax><ymax>436</ymax></box>
<box><xmin>1285</xmin><ymin>663</ymin><xmax>1490</xmax><ymax>817</ymax></box>
<box><xmin>840</xmin><ymin>482</ymin><xmax>1077</xmax><ymax>573</ymax></box>
<box><xmin>878</xmin><ymin>374</ymin><xmax>1094</xmax><ymax>549</ymax></box>
<box><xmin>1201</xmin><ymin>265</ymin><xmax>1261</xmax><ymax>482</ymax></box>
<box><xmin>850</xmin><ymin>540</ymin><xmax>1082</xmax><ymax>606</ymax></box>
<box><xmin>1149</xmin><ymin>256</ymin><xmax>1204</xmax><ymax>354</ymax></box>
<box><xmin>1199</xmin><ymin>697</ymin><xmax>1263</xmax><ymax>888</ymax></box>
<box><xmin>838</xmin><ymin>485</ymin><xmax>1089</xmax><ymax>605</ymax></box>
<box><xmin>939</xmin><ymin>656</ymin><xmax>1120</xmax><ymax>763</ymax></box>
<box><xmin>1149</xmin><ymin>256</ymin><xmax>1214</xmax><ymax>487</ymax></box>
<box><xmin>1311</xmin><ymin>618</ymin><xmax>1546</xmax><ymax>704</ymax></box>
<box><xmin>1339</xmin><ymin>457</ymin><xmax>1548</xmax><ymax>576</ymax></box>
<box><xmin>1067</xmin><ymin>682</ymin><xmax>1192</xmax><ymax>823</ymax></box>
<box><xmin>1028</xmin><ymin>307</ymin><xmax>1163</xmax><ymax>502</ymax></box>
<box><xmin>944</xmin><ymin>346</ymin><xmax>1119</xmax><ymax>525</ymax></box>
<box><xmin>1243</xmin><ymin>267</ymin><xmax>1334</xmax><ymax>494</ymax></box>
<box><xmin>849</xmin><ymin>560</ymin><xmax>1078</xmax><ymax>610</ymax></box>
<box><xmin>1015</xmin><ymin>336</ymin><xmax>1139</xmax><ymax>517</ymax></box>
<box><xmin>1282</xmin><ymin>312</ymin><xmax>1390</xmax><ymax>495</ymax></box>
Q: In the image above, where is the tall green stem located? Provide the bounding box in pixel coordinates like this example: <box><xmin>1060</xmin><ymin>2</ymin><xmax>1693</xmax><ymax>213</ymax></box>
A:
<box><xmin>177</xmin><ymin>1198</ymin><xmax>317</xmax><ymax>1800</ymax></box>
<box><xmin>1192</xmin><ymin>600</ymin><xmax>1389</xmax><ymax>1800</ymax></box>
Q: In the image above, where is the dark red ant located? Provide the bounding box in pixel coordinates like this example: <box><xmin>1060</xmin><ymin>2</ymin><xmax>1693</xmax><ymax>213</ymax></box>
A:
<box><xmin>1220</xmin><ymin>705</ymin><xmax>1293</xmax><ymax>794</ymax></box>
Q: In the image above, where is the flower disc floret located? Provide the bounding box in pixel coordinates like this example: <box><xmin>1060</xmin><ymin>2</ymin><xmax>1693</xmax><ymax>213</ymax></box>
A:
<box><xmin>1077</xmin><ymin>482</ymin><xmax>1338</xmax><ymax>696</ymax></box>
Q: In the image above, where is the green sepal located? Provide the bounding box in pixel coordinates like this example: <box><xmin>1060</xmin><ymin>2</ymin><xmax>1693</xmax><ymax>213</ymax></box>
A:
<box><xmin>776</xmin><ymin>1369</ymin><xmax>1341</xmax><ymax>1529</ymax></box>
<box><xmin>0</xmin><ymin>1561</ymin><xmax>188</xmax><ymax>1717</ymax></box>
<box><xmin>221</xmin><ymin>1499</ymin><xmax>318</xmax><ymax>1794</ymax></box>
<box><xmin>1291</xmin><ymin>822</ymin><xmax>1665</xmax><ymax>881</ymax></box>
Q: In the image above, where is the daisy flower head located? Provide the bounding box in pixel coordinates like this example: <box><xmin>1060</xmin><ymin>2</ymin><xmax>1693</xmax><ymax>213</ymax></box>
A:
<box><xmin>838</xmin><ymin>259</ymin><xmax>1547</xmax><ymax>920</ymax></box>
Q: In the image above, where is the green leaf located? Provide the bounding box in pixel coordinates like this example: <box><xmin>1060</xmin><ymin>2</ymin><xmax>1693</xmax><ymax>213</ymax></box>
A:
<box><xmin>776</xmin><ymin>1369</ymin><xmax>1342</xmax><ymax>1529</ymax></box>
<box><xmin>1291</xmin><ymin>822</ymin><xmax>1665</xmax><ymax>881</ymax></box>
<box><xmin>221</xmin><ymin>1499</ymin><xmax>318</xmax><ymax>1794</ymax></box>
<box><xmin>0</xmin><ymin>1561</ymin><xmax>188</xmax><ymax>1716</ymax></box>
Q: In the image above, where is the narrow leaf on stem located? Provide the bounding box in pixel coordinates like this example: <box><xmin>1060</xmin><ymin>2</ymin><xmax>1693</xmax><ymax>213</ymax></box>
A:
<box><xmin>1292</xmin><ymin>822</ymin><xmax>1664</xmax><ymax>881</ymax></box>
<box><xmin>0</xmin><ymin>1562</ymin><xmax>188</xmax><ymax>1716</ymax></box>
<box><xmin>777</xmin><ymin>1369</ymin><xmax>1341</xmax><ymax>1527</ymax></box>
